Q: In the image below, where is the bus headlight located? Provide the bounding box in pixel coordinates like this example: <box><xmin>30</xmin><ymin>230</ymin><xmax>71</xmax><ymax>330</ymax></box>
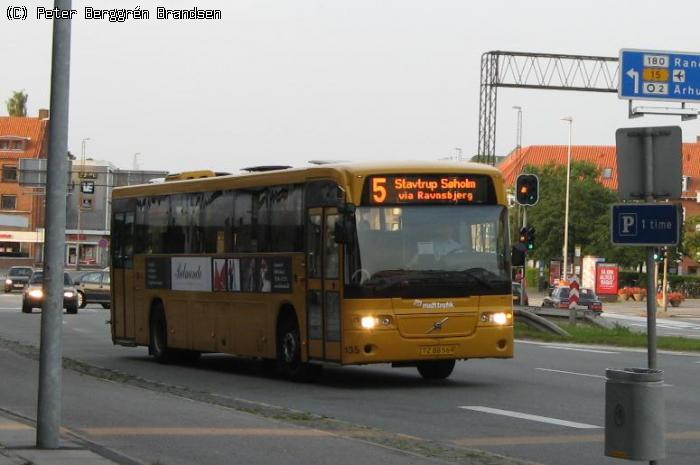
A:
<box><xmin>29</xmin><ymin>289</ymin><xmax>43</xmax><ymax>299</ymax></box>
<box><xmin>64</xmin><ymin>291</ymin><xmax>74</xmax><ymax>298</ymax></box>
<box><xmin>358</xmin><ymin>315</ymin><xmax>393</xmax><ymax>329</ymax></box>
<box><xmin>361</xmin><ymin>316</ymin><xmax>377</xmax><ymax>329</ymax></box>
<box><xmin>480</xmin><ymin>312</ymin><xmax>512</xmax><ymax>325</ymax></box>
<box><xmin>5</xmin><ymin>279</ymin><xmax>12</xmax><ymax>285</ymax></box>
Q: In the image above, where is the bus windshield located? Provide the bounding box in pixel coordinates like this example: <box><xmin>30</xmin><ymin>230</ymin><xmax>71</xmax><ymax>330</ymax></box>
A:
<box><xmin>345</xmin><ymin>205</ymin><xmax>510</xmax><ymax>298</ymax></box>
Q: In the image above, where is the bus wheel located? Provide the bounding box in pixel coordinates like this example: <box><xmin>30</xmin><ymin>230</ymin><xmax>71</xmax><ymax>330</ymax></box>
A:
<box><xmin>277</xmin><ymin>317</ymin><xmax>321</xmax><ymax>382</ymax></box>
<box><xmin>150</xmin><ymin>303</ymin><xmax>172</xmax><ymax>364</ymax></box>
<box><xmin>417</xmin><ymin>360</ymin><xmax>455</xmax><ymax>380</ymax></box>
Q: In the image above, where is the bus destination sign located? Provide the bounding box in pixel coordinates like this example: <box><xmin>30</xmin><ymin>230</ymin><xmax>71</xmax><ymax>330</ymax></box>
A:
<box><xmin>366</xmin><ymin>174</ymin><xmax>494</xmax><ymax>205</ymax></box>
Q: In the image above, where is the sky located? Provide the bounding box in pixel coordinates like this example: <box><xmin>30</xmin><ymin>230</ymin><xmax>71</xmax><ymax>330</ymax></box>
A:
<box><xmin>3</xmin><ymin>0</ymin><xmax>700</xmax><ymax>173</ymax></box>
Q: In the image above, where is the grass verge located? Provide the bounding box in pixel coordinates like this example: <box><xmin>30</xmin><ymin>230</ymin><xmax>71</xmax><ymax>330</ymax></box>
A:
<box><xmin>515</xmin><ymin>320</ymin><xmax>700</xmax><ymax>352</ymax></box>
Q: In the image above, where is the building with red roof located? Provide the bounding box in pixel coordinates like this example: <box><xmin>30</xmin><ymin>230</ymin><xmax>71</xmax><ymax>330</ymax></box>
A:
<box><xmin>0</xmin><ymin>109</ymin><xmax>49</xmax><ymax>266</ymax></box>
<box><xmin>499</xmin><ymin>140</ymin><xmax>700</xmax><ymax>273</ymax></box>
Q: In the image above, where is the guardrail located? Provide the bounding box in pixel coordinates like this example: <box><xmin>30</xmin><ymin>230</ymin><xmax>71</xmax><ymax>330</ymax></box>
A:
<box><xmin>514</xmin><ymin>305</ymin><xmax>616</xmax><ymax>335</ymax></box>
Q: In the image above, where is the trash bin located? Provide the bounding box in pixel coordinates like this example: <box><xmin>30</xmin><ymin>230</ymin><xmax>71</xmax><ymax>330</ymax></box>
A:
<box><xmin>605</xmin><ymin>368</ymin><xmax>665</xmax><ymax>461</ymax></box>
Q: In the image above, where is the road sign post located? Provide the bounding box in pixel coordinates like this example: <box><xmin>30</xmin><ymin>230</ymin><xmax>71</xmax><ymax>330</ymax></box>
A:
<box><xmin>611</xmin><ymin>126</ymin><xmax>681</xmax><ymax>465</ymax></box>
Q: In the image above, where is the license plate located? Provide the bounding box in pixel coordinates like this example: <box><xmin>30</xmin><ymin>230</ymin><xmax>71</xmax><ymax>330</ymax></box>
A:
<box><xmin>419</xmin><ymin>345</ymin><xmax>456</xmax><ymax>356</ymax></box>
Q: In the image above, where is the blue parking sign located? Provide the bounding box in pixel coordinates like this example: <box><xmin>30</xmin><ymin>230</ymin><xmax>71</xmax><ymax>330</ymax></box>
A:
<box><xmin>611</xmin><ymin>204</ymin><xmax>680</xmax><ymax>246</ymax></box>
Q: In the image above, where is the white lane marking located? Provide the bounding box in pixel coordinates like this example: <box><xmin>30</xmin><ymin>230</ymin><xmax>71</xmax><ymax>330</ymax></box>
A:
<box><xmin>545</xmin><ymin>346</ymin><xmax>618</xmax><ymax>354</ymax></box>
<box><xmin>536</xmin><ymin>368</ymin><xmax>604</xmax><ymax>379</ymax></box>
<box><xmin>459</xmin><ymin>406</ymin><xmax>601</xmax><ymax>429</ymax></box>
<box><xmin>70</xmin><ymin>327</ymin><xmax>88</xmax><ymax>333</ymax></box>
<box><xmin>536</xmin><ymin>368</ymin><xmax>674</xmax><ymax>387</ymax></box>
<box><xmin>517</xmin><ymin>339</ymin><xmax>700</xmax><ymax>357</ymax></box>
<box><xmin>606</xmin><ymin>313</ymin><xmax>700</xmax><ymax>330</ymax></box>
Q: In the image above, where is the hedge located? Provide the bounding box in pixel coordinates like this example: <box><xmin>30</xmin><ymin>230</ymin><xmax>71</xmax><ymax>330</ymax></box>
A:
<box><xmin>617</xmin><ymin>271</ymin><xmax>700</xmax><ymax>298</ymax></box>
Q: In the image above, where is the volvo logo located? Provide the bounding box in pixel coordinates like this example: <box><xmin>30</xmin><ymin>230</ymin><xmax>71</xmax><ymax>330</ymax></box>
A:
<box><xmin>426</xmin><ymin>317</ymin><xmax>449</xmax><ymax>334</ymax></box>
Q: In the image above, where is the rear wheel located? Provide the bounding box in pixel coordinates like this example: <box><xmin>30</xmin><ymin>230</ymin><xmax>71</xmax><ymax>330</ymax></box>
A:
<box><xmin>150</xmin><ymin>303</ymin><xmax>173</xmax><ymax>363</ymax></box>
<box><xmin>277</xmin><ymin>316</ymin><xmax>321</xmax><ymax>382</ymax></box>
<box><xmin>417</xmin><ymin>360</ymin><xmax>456</xmax><ymax>380</ymax></box>
<box><xmin>101</xmin><ymin>302</ymin><xmax>111</xmax><ymax>309</ymax></box>
<box><xmin>77</xmin><ymin>291</ymin><xmax>86</xmax><ymax>309</ymax></box>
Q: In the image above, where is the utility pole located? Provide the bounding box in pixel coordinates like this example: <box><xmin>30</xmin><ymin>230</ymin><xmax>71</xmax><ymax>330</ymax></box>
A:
<box><xmin>37</xmin><ymin>0</ymin><xmax>72</xmax><ymax>449</ymax></box>
<box><xmin>76</xmin><ymin>137</ymin><xmax>89</xmax><ymax>271</ymax></box>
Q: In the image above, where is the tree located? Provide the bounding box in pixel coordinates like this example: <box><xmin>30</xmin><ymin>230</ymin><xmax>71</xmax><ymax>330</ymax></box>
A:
<box><xmin>6</xmin><ymin>90</ymin><xmax>28</xmax><ymax>116</ymax></box>
<box><xmin>520</xmin><ymin>161</ymin><xmax>645</xmax><ymax>270</ymax></box>
<box><xmin>682</xmin><ymin>215</ymin><xmax>700</xmax><ymax>261</ymax></box>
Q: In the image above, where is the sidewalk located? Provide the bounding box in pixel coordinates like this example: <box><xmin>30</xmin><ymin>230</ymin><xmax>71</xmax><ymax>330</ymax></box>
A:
<box><xmin>0</xmin><ymin>411</ymin><xmax>119</xmax><ymax>465</ymax></box>
<box><xmin>526</xmin><ymin>289</ymin><xmax>700</xmax><ymax>320</ymax></box>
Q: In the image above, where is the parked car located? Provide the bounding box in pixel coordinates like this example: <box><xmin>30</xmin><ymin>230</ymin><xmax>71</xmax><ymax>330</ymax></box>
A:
<box><xmin>22</xmin><ymin>271</ymin><xmax>79</xmax><ymax>314</ymax></box>
<box><xmin>512</xmin><ymin>282</ymin><xmax>529</xmax><ymax>305</ymax></box>
<box><xmin>579</xmin><ymin>288</ymin><xmax>603</xmax><ymax>313</ymax></box>
<box><xmin>542</xmin><ymin>286</ymin><xmax>603</xmax><ymax>313</ymax></box>
<box><xmin>75</xmin><ymin>270</ymin><xmax>111</xmax><ymax>308</ymax></box>
<box><xmin>4</xmin><ymin>266</ymin><xmax>34</xmax><ymax>292</ymax></box>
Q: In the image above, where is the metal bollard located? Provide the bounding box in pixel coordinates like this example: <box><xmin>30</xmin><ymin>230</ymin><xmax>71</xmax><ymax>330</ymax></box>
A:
<box><xmin>605</xmin><ymin>368</ymin><xmax>665</xmax><ymax>461</ymax></box>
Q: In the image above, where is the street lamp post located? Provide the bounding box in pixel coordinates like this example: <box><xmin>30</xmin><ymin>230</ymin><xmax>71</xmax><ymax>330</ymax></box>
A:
<box><xmin>76</xmin><ymin>137</ymin><xmax>89</xmax><ymax>271</ymax></box>
<box><xmin>561</xmin><ymin>117</ymin><xmax>573</xmax><ymax>284</ymax></box>
<box><xmin>513</xmin><ymin>106</ymin><xmax>527</xmax><ymax>304</ymax></box>
<box><xmin>561</xmin><ymin>117</ymin><xmax>574</xmax><ymax>324</ymax></box>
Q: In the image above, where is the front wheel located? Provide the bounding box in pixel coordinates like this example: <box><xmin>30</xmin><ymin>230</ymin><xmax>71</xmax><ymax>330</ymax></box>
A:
<box><xmin>66</xmin><ymin>305</ymin><xmax>78</xmax><ymax>314</ymax></box>
<box><xmin>21</xmin><ymin>302</ymin><xmax>31</xmax><ymax>313</ymax></box>
<box><xmin>77</xmin><ymin>291</ymin><xmax>86</xmax><ymax>309</ymax></box>
<box><xmin>277</xmin><ymin>317</ymin><xmax>321</xmax><ymax>382</ymax></box>
<box><xmin>417</xmin><ymin>360</ymin><xmax>456</xmax><ymax>380</ymax></box>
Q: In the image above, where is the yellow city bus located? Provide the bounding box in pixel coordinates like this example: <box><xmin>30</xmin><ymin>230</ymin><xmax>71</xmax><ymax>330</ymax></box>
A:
<box><xmin>110</xmin><ymin>161</ymin><xmax>514</xmax><ymax>381</ymax></box>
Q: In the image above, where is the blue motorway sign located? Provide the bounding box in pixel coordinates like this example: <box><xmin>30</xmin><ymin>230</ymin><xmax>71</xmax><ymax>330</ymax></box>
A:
<box><xmin>611</xmin><ymin>203</ymin><xmax>681</xmax><ymax>246</ymax></box>
<box><xmin>619</xmin><ymin>49</ymin><xmax>700</xmax><ymax>102</ymax></box>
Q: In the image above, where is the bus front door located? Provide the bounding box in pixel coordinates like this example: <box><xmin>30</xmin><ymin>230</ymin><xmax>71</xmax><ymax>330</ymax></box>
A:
<box><xmin>306</xmin><ymin>208</ymin><xmax>342</xmax><ymax>362</ymax></box>
<box><xmin>112</xmin><ymin>211</ymin><xmax>136</xmax><ymax>342</ymax></box>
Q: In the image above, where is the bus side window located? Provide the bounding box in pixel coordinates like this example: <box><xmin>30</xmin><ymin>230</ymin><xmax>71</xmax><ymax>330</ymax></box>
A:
<box><xmin>233</xmin><ymin>190</ymin><xmax>253</xmax><ymax>252</ymax></box>
<box><xmin>308</xmin><ymin>214</ymin><xmax>322</xmax><ymax>278</ymax></box>
<box><xmin>324</xmin><ymin>214</ymin><xmax>339</xmax><ymax>279</ymax></box>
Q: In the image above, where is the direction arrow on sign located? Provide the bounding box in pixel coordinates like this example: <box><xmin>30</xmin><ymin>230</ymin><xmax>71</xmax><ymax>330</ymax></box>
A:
<box><xmin>619</xmin><ymin>48</ymin><xmax>700</xmax><ymax>102</ymax></box>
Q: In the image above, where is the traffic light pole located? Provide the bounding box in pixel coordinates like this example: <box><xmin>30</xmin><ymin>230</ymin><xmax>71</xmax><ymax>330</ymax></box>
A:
<box><xmin>521</xmin><ymin>207</ymin><xmax>527</xmax><ymax>306</ymax></box>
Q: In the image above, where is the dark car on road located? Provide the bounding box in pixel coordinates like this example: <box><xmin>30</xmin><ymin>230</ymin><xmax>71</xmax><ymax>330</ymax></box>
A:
<box><xmin>4</xmin><ymin>266</ymin><xmax>34</xmax><ymax>292</ymax></box>
<box><xmin>512</xmin><ymin>282</ymin><xmax>529</xmax><ymax>306</ymax></box>
<box><xmin>542</xmin><ymin>286</ymin><xmax>603</xmax><ymax>313</ymax></box>
<box><xmin>75</xmin><ymin>270</ymin><xmax>111</xmax><ymax>308</ymax></box>
<box><xmin>22</xmin><ymin>271</ymin><xmax>79</xmax><ymax>314</ymax></box>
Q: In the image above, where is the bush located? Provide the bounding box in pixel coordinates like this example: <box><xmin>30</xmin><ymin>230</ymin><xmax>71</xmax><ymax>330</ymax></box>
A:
<box><xmin>525</xmin><ymin>267</ymin><xmax>539</xmax><ymax>289</ymax></box>
<box><xmin>668</xmin><ymin>275</ymin><xmax>700</xmax><ymax>298</ymax></box>
<box><xmin>619</xmin><ymin>271</ymin><xmax>644</xmax><ymax>288</ymax></box>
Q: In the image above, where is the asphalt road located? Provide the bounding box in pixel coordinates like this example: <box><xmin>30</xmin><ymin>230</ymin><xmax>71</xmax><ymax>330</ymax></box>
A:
<box><xmin>0</xmin><ymin>292</ymin><xmax>698</xmax><ymax>465</ymax></box>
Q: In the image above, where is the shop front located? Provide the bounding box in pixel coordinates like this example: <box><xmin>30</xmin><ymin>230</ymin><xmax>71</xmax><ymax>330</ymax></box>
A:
<box><xmin>0</xmin><ymin>230</ymin><xmax>44</xmax><ymax>262</ymax></box>
<box><xmin>65</xmin><ymin>231</ymin><xmax>110</xmax><ymax>269</ymax></box>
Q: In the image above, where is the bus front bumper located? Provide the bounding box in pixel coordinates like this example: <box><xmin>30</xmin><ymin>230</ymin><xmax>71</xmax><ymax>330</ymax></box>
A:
<box><xmin>339</xmin><ymin>325</ymin><xmax>513</xmax><ymax>365</ymax></box>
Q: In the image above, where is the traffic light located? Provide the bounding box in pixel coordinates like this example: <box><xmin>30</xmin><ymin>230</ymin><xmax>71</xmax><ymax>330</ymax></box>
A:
<box><xmin>517</xmin><ymin>226</ymin><xmax>535</xmax><ymax>252</ymax></box>
<box><xmin>526</xmin><ymin>226</ymin><xmax>536</xmax><ymax>251</ymax></box>
<box><xmin>519</xmin><ymin>227</ymin><xmax>528</xmax><ymax>244</ymax></box>
<box><xmin>654</xmin><ymin>247</ymin><xmax>667</xmax><ymax>262</ymax></box>
<box><xmin>515</xmin><ymin>173</ymin><xmax>539</xmax><ymax>206</ymax></box>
